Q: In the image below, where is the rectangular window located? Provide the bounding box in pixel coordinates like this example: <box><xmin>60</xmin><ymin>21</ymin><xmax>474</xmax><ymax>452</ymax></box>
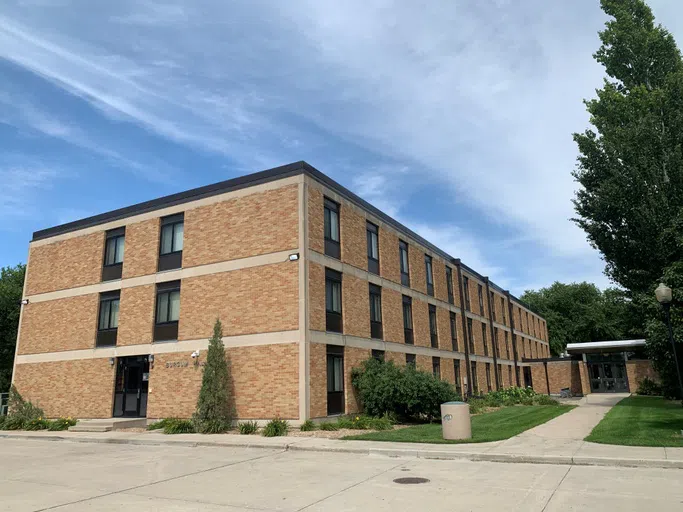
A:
<box><xmin>501</xmin><ymin>297</ymin><xmax>506</xmax><ymax>325</ymax></box>
<box><xmin>467</xmin><ymin>317</ymin><xmax>474</xmax><ymax>352</ymax></box>
<box><xmin>424</xmin><ymin>254</ymin><xmax>434</xmax><ymax>296</ymax></box>
<box><xmin>406</xmin><ymin>353</ymin><xmax>416</xmax><ymax>368</ymax></box>
<box><xmin>445</xmin><ymin>266</ymin><xmax>454</xmax><ymax>304</ymax></box>
<box><xmin>158</xmin><ymin>214</ymin><xmax>184</xmax><ymax>271</ymax></box>
<box><xmin>485</xmin><ymin>363</ymin><xmax>492</xmax><ymax>392</ymax></box>
<box><xmin>478</xmin><ymin>284</ymin><xmax>484</xmax><ymax>315</ymax></box>
<box><xmin>471</xmin><ymin>361</ymin><xmax>479</xmax><ymax>394</ymax></box>
<box><xmin>325</xmin><ymin>269</ymin><xmax>343</xmax><ymax>333</ymax></box>
<box><xmin>154</xmin><ymin>281</ymin><xmax>180</xmax><ymax>341</ymax></box>
<box><xmin>432</xmin><ymin>357</ymin><xmax>440</xmax><ymax>379</ymax></box>
<box><xmin>508</xmin><ymin>366</ymin><xmax>513</xmax><ymax>386</ymax></box>
<box><xmin>102</xmin><ymin>228</ymin><xmax>125</xmax><ymax>281</ymax></box>
<box><xmin>490</xmin><ymin>291</ymin><xmax>496</xmax><ymax>321</ymax></box>
<box><xmin>398</xmin><ymin>240</ymin><xmax>410</xmax><ymax>286</ymax></box>
<box><xmin>96</xmin><ymin>291</ymin><xmax>120</xmax><ymax>347</ymax></box>
<box><xmin>324</xmin><ymin>198</ymin><xmax>341</xmax><ymax>259</ymax></box>
<box><xmin>482</xmin><ymin>324</ymin><xmax>488</xmax><ymax>356</ymax></box>
<box><xmin>505</xmin><ymin>331</ymin><xmax>510</xmax><ymax>359</ymax></box>
<box><xmin>494</xmin><ymin>327</ymin><xmax>499</xmax><ymax>358</ymax></box>
<box><xmin>454</xmin><ymin>361</ymin><xmax>462</xmax><ymax>396</ymax></box>
<box><xmin>429</xmin><ymin>304</ymin><xmax>438</xmax><ymax>348</ymax></box>
<box><xmin>369</xmin><ymin>284</ymin><xmax>383</xmax><ymax>339</ymax></box>
<box><xmin>366</xmin><ymin>221</ymin><xmax>380</xmax><ymax>275</ymax></box>
<box><xmin>497</xmin><ymin>365</ymin><xmax>503</xmax><ymax>388</ymax></box>
<box><xmin>449</xmin><ymin>312</ymin><xmax>458</xmax><ymax>351</ymax></box>
<box><xmin>402</xmin><ymin>295</ymin><xmax>413</xmax><ymax>344</ymax></box>
<box><xmin>326</xmin><ymin>346</ymin><xmax>344</xmax><ymax>415</ymax></box>
<box><xmin>371</xmin><ymin>349</ymin><xmax>385</xmax><ymax>361</ymax></box>
<box><xmin>463</xmin><ymin>276</ymin><xmax>471</xmax><ymax>311</ymax></box>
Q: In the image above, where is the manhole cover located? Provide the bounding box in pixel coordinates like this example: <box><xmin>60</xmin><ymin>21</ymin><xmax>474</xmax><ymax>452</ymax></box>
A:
<box><xmin>393</xmin><ymin>477</ymin><xmax>430</xmax><ymax>485</ymax></box>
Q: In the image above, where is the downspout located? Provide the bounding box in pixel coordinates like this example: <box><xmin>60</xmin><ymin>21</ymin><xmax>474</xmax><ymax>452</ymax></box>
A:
<box><xmin>544</xmin><ymin>361</ymin><xmax>550</xmax><ymax>396</ymax></box>
<box><xmin>454</xmin><ymin>259</ymin><xmax>472</xmax><ymax>398</ymax></box>
<box><xmin>505</xmin><ymin>291</ymin><xmax>521</xmax><ymax>387</ymax></box>
<box><xmin>484</xmin><ymin>278</ymin><xmax>500</xmax><ymax>389</ymax></box>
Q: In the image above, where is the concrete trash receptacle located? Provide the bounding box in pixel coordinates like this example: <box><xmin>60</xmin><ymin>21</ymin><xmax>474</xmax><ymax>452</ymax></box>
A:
<box><xmin>441</xmin><ymin>401</ymin><xmax>471</xmax><ymax>440</ymax></box>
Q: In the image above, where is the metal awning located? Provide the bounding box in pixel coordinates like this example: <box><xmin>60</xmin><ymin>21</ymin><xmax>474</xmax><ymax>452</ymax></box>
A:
<box><xmin>566</xmin><ymin>339</ymin><xmax>646</xmax><ymax>354</ymax></box>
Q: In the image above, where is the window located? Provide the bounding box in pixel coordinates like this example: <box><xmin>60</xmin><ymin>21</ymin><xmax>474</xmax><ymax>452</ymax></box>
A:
<box><xmin>494</xmin><ymin>327</ymin><xmax>499</xmax><ymax>357</ymax></box>
<box><xmin>449</xmin><ymin>312</ymin><xmax>458</xmax><ymax>351</ymax></box>
<box><xmin>372</xmin><ymin>349</ymin><xmax>385</xmax><ymax>361</ymax></box>
<box><xmin>508</xmin><ymin>366</ymin><xmax>513</xmax><ymax>386</ymax></box>
<box><xmin>490</xmin><ymin>291</ymin><xmax>496</xmax><ymax>321</ymax></box>
<box><xmin>432</xmin><ymin>357</ymin><xmax>441</xmax><ymax>379</ymax></box>
<box><xmin>485</xmin><ymin>363</ymin><xmax>492</xmax><ymax>392</ymax></box>
<box><xmin>325</xmin><ymin>269</ymin><xmax>343</xmax><ymax>333</ymax></box>
<box><xmin>497</xmin><ymin>365</ymin><xmax>503</xmax><ymax>387</ymax></box>
<box><xmin>366</xmin><ymin>221</ymin><xmax>379</xmax><ymax>274</ymax></box>
<box><xmin>102</xmin><ymin>227</ymin><xmax>125</xmax><ymax>281</ymax></box>
<box><xmin>406</xmin><ymin>353</ymin><xmax>416</xmax><ymax>368</ymax></box>
<box><xmin>478</xmin><ymin>284</ymin><xmax>484</xmax><ymax>314</ymax></box>
<box><xmin>467</xmin><ymin>317</ymin><xmax>474</xmax><ymax>352</ymax></box>
<box><xmin>454</xmin><ymin>361</ymin><xmax>462</xmax><ymax>396</ymax></box>
<box><xmin>158</xmin><ymin>214</ymin><xmax>184</xmax><ymax>271</ymax></box>
<box><xmin>402</xmin><ymin>295</ymin><xmax>413</xmax><ymax>344</ymax></box>
<box><xmin>324</xmin><ymin>198</ymin><xmax>341</xmax><ymax>259</ymax></box>
<box><xmin>429</xmin><ymin>305</ymin><xmax>438</xmax><ymax>348</ymax></box>
<box><xmin>424</xmin><ymin>255</ymin><xmax>434</xmax><ymax>296</ymax></box>
<box><xmin>369</xmin><ymin>284</ymin><xmax>383</xmax><ymax>339</ymax></box>
<box><xmin>96</xmin><ymin>291</ymin><xmax>120</xmax><ymax>347</ymax></box>
<box><xmin>482</xmin><ymin>324</ymin><xmax>488</xmax><ymax>356</ymax></box>
<box><xmin>445</xmin><ymin>266</ymin><xmax>454</xmax><ymax>304</ymax></box>
<box><xmin>471</xmin><ymin>361</ymin><xmax>479</xmax><ymax>394</ymax></box>
<box><xmin>501</xmin><ymin>297</ymin><xmax>506</xmax><ymax>325</ymax></box>
<box><xmin>398</xmin><ymin>240</ymin><xmax>410</xmax><ymax>286</ymax></box>
<box><xmin>327</xmin><ymin>346</ymin><xmax>344</xmax><ymax>415</ymax></box>
<box><xmin>463</xmin><ymin>276</ymin><xmax>471</xmax><ymax>311</ymax></box>
<box><xmin>505</xmin><ymin>331</ymin><xmax>510</xmax><ymax>359</ymax></box>
<box><xmin>154</xmin><ymin>281</ymin><xmax>180</xmax><ymax>341</ymax></box>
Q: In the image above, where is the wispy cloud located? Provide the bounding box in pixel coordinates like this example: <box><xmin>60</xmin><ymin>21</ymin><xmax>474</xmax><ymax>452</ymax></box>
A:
<box><xmin>0</xmin><ymin>165</ymin><xmax>59</xmax><ymax>219</ymax></box>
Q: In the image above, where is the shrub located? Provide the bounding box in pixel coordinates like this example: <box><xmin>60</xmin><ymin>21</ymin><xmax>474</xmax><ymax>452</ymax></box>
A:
<box><xmin>318</xmin><ymin>422</ymin><xmax>339</xmax><ymax>431</ymax></box>
<box><xmin>47</xmin><ymin>418</ymin><xmax>77</xmax><ymax>431</ymax></box>
<box><xmin>467</xmin><ymin>398</ymin><xmax>486</xmax><ymax>415</ymax></box>
<box><xmin>0</xmin><ymin>415</ymin><xmax>5</xmax><ymax>430</ymax></box>
<box><xmin>368</xmin><ymin>415</ymin><xmax>393</xmax><ymax>431</ymax></box>
<box><xmin>3</xmin><ymin>416</ymin><xmax>26</xmax><ymax>430</ymax></box>
<box><xmin>532</xmin><ymin>394</ymin><xmax>560</xmax><ymax>405</ymax></box>
<box><xmin>163</xmin><ymin>419</ymin><xmax>195</xmax><ymax>434</ymax></box>
<box><xmin>262</xmin><ymin>418</ymin><xmax>289</xmax><ymax>437</ymax></box>
<box><xmin>300</xmin><ymin>419</ymin><xmax>316</xmax><ymax>432</ymax></box>
<box><xmin>238</xmin><ymin>421</ymin><xmax>259</xmax><ymax>435</ymax></box>
<box><xmin>636</xmin><ymin>377</ymin><xmax>662</xmax><ymax>396</ymax></box>
<box><xmin>193</xmin><ymin>319</ymin><xmax>234</xmax><ymax>434</ymax></box>
<box><xmin>147</xmin><ymin>419</ymin><xmax>171</xmax><ymax>431</ymax></box>
<box><xmin>352</xmin><ymin>358</ymin><xmax>459</xmax><ymax>422</ymax></box>
<box><xmin>7</xmin><ymin>386</ymin><xmax>44</xmax><ymax>424</ymax></box>
<box><xmin>24</xmin><ymin>418</ymin><xmax>49</xmax><ymax>431</ymax></box>
<box><xmin>337</xmin><ymin>415</ymin><xmax>370</xmax><ymax>429</ymax></box>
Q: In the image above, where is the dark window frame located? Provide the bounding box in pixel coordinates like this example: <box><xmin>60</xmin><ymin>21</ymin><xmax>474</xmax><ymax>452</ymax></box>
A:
<box><xmin>490</xmin><ymin>291</ymin><xmax>496</xmax><ymax>321</ymax></box>
<box><xmin>369</xmin><ymin>283</ymin><xmax>383</xmax><ymax>339</ymax></box>
<box><xmin>482</xmin><ymin>323</ymin><xmax>488</xmax><ymax>356</ymax></box>
<box><xmin>471</xmin><ymin>361</ymin><xmax>479</xmax><ymax>395</ymax></box>
<box><xmin>402</xmin><ymin>295</ymin><xmax>413</xmax><ymax>344</ymax></box>
<box><xmin>463</xmin><ymin>276</ymin><xmax>471</xmax><ymax>311</ymax></box>
<box><xmin>399</xmin><ymin>240</ymin><xmax>410</xmax><ymax>286</ymax></box>
<box><xmin>154</xmin><ymin>281</ymin><xmax>181</xmax><ymax>341</ymax></box>
<box><xmin>406</xmin><ymin>353</ymin><xmax>416</xmax><ymax>368</ymax></box>
<box><xmin>429</xmin><ymin>304</ymin><xmax>438</xmax><ymax>348</ymax></box>
<box><xmin>324</xmin><ymin>198</ymin><xmax>341</xmax><ymax>259</ymax></box>
<box><xmin>478</xmin><ymin>284</ymin><xmax>484</xmax><ymax>314</ymax></box>
<box><xmin>445</xmin><ymin>266</ymin><xmax>454</xmax><ymax>304</ymax></box>
<box><xmin>424</xmin><ymin>254</ymin><xmax>434</xmax><ymax>296</ymax></box>
<box><xmin>501</xmin><ymin>297</ymin><xmax>506</xmax><ymax>325</ymax></box>
<box><xmin>454</xmin><ymin>361</ymin><xmax>462</xmax><ymax>395</ymax></box>
<box><xmin>325</xmin><ymin>268</ymin><xmax>343</xmax><ymax>333</ymax></box>
<box><xmin>102</xmin><ymin>227</ymin><xmax>125</xmax><ymax>281</ymax></box>
<box><xmin>494</xmin><ymin>327</ymin><xmax>499</xmax><ymax>358</ymax></box>
<box><xmin>371</xmin><ymin>349</ymin><xmax>385</xmax><ymax>361</ymax></box>
<box><xmin>467</xmin><ymin>317</ymin><xmax>474</xmax><ymax>353</ymax></box>
<box><xmin>432</xmin><ymin>357</ymin><xmax>441</xmax><ymax>379</ymax></box>
<box><xmin>366</xmin><ymin>221</ymin><xmax>380</xmax><ymax>275</ymax></box>
<box><xmin>505</xmin><ymin>330</ymin><xmax>510</xmax><ymax>358</ymax></box>
<box><xmin>449</xmin><ymin>311</ymin><xmax>458</xmax><ymax>351</ymax></box>
<box><xmin>485</xmin><ymin>363</ymin><xmax>492</xmax><ymax>392</ymax></box>
<box><xmin>96</xmin><ymin>291</ymin><xmax>120</xmax><ymax>347</ymax></box>
<box><xmin>158</xmin><ymin>214</ymin><xmax>184</xmax><ymax>271</ymax></box>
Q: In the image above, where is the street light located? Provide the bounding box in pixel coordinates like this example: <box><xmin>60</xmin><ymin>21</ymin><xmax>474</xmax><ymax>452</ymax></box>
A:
<box><xmin>655</xmin><ymin>283</ymin><xmax>683</xmax><ymax>405</ymax></box>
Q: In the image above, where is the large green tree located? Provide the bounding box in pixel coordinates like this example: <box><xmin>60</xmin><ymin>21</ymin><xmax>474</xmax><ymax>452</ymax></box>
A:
<box><xmin>0</xmin><ymin>264</ymin><xmax>26</xmax><ymax>392</ymax></box>
<box><xmin>520</xmin><ymin>282</ymin><xmax>642</xmax><ymax>355</ymax></box>
<box><xmin>573</xmin><ymin>0</ymin><xmax>683</xmax><ymax>396</ymax></box>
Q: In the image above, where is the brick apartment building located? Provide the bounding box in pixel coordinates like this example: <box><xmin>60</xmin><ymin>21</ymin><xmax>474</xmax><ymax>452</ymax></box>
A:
<box><xmin>11</xmin><ymin>161</ymin><xmax>550</xmax><ymax>422</ymax></box>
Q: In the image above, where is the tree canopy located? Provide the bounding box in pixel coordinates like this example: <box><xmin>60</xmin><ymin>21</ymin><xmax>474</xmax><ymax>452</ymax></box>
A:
<box><xmin>0</xmin><ymin>264</ymin><xmax>26</xmax><ymax>392</ymax></box>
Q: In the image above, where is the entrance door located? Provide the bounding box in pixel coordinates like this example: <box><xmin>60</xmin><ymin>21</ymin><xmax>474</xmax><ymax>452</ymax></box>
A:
<box><xmin>113</xmin><ymin>356</ymin><xmax>150</xmax><ymax>417</ymax></box>
<box><xmin>326</xmin><ymin>346</ymin><xmax>344</xmax><ymax>416</ymax></box>
<box><xmin>588</xmin><ymin>362</ymin><xmax>629</xmax><ymax>393</ymax></box>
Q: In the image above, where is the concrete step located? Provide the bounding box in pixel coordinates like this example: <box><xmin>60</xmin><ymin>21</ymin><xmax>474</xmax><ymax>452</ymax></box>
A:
<box><xmin>68</xmin><ymin>418</ymin><xmax>147</xmax><ymax>432</ymax></box>
<box><xmin>69</xmin><ymin>424</ymin><xmax>112</xmax><ymax>432</ymax></box>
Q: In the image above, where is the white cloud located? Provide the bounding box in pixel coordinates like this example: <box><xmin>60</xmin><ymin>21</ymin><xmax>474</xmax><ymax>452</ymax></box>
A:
<box><xmin>0</xmin><ymin>165</ymin><xmax>59</xmax><ymax>219</ymax></box>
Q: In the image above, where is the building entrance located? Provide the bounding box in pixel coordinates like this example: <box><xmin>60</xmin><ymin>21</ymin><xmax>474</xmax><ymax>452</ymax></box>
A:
<box><xmin>113</xmin><ymin>356</ymin><xmax>150</xmax><ymax>417</ymax></box>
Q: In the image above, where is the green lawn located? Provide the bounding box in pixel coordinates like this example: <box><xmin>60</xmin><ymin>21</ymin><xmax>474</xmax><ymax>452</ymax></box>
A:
<box><xmin>343</xmin><ymin>405</ymin><xmax>575</xmax><ymax>444</ymax></box>
<box><xmin>586</xmin><ymin>395</ymin><xmax>683</xmax><ymax>447</ymax></box>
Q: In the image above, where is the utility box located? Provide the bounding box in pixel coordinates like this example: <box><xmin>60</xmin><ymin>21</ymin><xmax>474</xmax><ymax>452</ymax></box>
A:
<box><xmin>441</xmin><ymin>401</ymin><xmax>471</xmax><ymax>440</ymax></box>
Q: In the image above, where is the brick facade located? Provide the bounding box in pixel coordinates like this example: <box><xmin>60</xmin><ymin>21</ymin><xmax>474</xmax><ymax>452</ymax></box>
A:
<box><xmin>117</xmin><ymin>285</ymin><xmax>155</xmax><ymax>346</ymax></box>
<box><xmin>122</xmin><ymin>219</ymin><xmax>159</xmax><ymax>279</ymax></box>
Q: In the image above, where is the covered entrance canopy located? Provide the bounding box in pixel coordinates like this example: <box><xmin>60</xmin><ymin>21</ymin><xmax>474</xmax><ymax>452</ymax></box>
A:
<box><xmin>566</xmin><ymin>339</ymin><xmax>646</xmax><ymax>393</ymax></box>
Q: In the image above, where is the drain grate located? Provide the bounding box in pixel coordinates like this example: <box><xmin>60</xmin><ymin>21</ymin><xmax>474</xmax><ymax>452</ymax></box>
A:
<box><xmin>393</xmin><ymin>477</ymin><xmax>430</xmax><ymax>485</ymax></box>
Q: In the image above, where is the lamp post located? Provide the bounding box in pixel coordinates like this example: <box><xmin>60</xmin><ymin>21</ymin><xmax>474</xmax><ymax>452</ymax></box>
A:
<box><xmin>655</xmin><ymin>283</ymin><xmax>683</xmax><ymax>405</ymax></box>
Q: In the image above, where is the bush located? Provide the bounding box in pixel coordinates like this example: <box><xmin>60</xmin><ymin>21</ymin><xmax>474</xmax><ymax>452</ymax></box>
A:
<box><xmin>300</xmin><ymin>419</ymin><xmax>316</xmax><ymax>432</ymax></box>
<box><xmin>163</xmin><ymin>419</ymin><xmax>195</xmax><ymax>434</ymax></box>
<box><xmin>352</xmin><ymin>358</ymin><xmax>459</xmax><ymax>422</ymax></box>
<box><xmin>238</xmin><ymin>421</ymin><xmax>259</xmax><ymax>435</ymax></box>
<box><xmin>0</xmin><ymin>415</ymin><xmax>5</xmax><ymax>430</ymax></box>
<box><xmin>336</xmin><ymin>414</ymin><xmax>394</xmax><ymax>430</ymax></box>
<box><xmin>262</xmin><ymin>418</ymin><xmax>289</xmax><ymax>437</ymax></box>
<box><xmin>47</xmin><ymin>418</ymin><xmax>77</xmax><ymax>431</ymax></box>
<box><xmin>637</xmin><ymin>377</ymin><xmax>662</xmax><ymax>396</ymax></box>
<box><xmin>532</xmin><ymin>394</ymin><xmax>560</xmax><ymax>405</ymax></box>
<box><xmin>7</xmin><ymin>386</ymin><xmax>44</xmax><ymax>424</ymax></box>
<box><xmin>147</xmin><ymin>419</ymin><xmax>171</xmax><ymax>431</ymax></box>
<box><xmin>368</xmin><ymin>415</ymin><xmax>393</xmax><ymax>431</ymax></box>
<box><xmin>24</xmin><ymin>418</ymin><xmax>49</xmax><ymax>431</ymax></box>
<box><xmin>318</xmin><ymin>422</ymin><xmax>339</xmax><ymax>431</ymax></box>
<box><xmin>3</xmin><ymin>416</ymin><xmax>26</xmax><ymax>430</ymax></box>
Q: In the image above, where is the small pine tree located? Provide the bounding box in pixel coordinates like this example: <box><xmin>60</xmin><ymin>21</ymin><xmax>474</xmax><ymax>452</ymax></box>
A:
<box><xmin>193</xmin><ymin>319</ymin><xmax>233</xmax><ymax>433</ymax></box>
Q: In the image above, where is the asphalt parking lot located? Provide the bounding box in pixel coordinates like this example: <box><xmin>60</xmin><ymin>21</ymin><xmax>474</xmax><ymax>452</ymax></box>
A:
<box><xmin>1</xmin><ymin>439</ymin><xmax>683</xmax><ymax>511</ymax></box>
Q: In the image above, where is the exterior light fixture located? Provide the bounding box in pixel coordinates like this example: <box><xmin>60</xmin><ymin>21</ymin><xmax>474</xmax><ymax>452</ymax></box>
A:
<box><xmin>148</xmin><ymin>354</ymin><xmax>154</xmax><ymax>363</ymax></box>
<box><xmin>654</xmin><ymin>283</ymin><xmax>683</xmax><ymax>405</ymax></box>
<box><xmin>109</xmin><ymin>357</ymin><xmax>115</xmax><ymax>366</ymax></box>
<box><xmin>19</xmin><ymin>299</ymin><xmax>29</xmax><ymax>306</ymax></box>
<box><xmin>655</xmin><ymin>283</ymin><xmax>673</xmax><ymax>304</ymax></box>
<box><xmin>289</xmin><ymin>253</ymin><xmax>300</xmax><ymax>261</ymax></box>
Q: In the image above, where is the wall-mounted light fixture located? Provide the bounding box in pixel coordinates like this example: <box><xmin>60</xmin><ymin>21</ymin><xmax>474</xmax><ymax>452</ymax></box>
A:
<box><xmin>289</xmin><ymin>253</ymin><xmax>300</xmax><ymax>261</ymax></box>
<box><xmin>148</xmin><ymin>354</ymin><xmax>154</xmax><ymax>363</ymax></box>
<box><xmin>109</xmin><ymin>357</ymin><xmax>115</xmax><ymax>366</ymax></box>
<box><xmin>19</xmin><ymin>299</ymin><xmax>29</xmax><ymax>306</ymax></box>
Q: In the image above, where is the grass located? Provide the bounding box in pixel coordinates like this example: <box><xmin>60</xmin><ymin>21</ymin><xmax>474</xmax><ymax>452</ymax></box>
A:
<box><xmin>343</xmin><ymin>405</ymin><xmax>575</xmax><ymax>444</ymax></box>
<box><xmin>585</xmin><ymin>395</ymin><xmax>683</xmax><ymax>447</ymax></box>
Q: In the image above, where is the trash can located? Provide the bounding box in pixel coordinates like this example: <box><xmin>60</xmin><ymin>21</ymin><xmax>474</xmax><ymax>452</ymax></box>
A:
<box><xmin>441</xmin><ymin>401</ymin><xmax>471</xmax><ymax>440</ymax></box>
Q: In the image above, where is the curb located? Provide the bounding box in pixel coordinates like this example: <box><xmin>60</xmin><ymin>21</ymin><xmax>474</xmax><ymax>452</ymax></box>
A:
<box><xmin>2</xmin><ymin>433</ymin><xmax>682</xmax><ymax>469</ymax></box>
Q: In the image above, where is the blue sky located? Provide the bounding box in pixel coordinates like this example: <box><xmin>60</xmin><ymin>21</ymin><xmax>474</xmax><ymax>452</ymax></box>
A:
<box><xmin>1</xmin><ymin>0</ymin><xmax>681</xmax><ymax>295</ymax></box>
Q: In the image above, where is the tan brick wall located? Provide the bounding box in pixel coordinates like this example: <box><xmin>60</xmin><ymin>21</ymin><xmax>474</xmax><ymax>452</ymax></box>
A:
<box><xmin>626</xmin><ymin>360</ymin><xmax>658</xmax><ymax>391</ymax></box>
<box><xmin>342</xmin><ymin>274</ymin><xmax>370</xmax><ymax>338</ymax></box>
<box><xmin>344</xmin><ymin>347</ymin><xmax>370</xmax><ymax>414</ymax></box>
<box><xmin>416</xmin><ymin>355</ymin><xmax>432</xmax><ymax>374</ymax></box>
<box><xmin>382</xmin><ymin>287</ymin><xmax>403</xmax><ymax>344</ymax></box>
<box><xmin>117</xmin><ymin>285</ymin><xmax>155</xmax><ymax>346</ymax></box>
<box><xmin>385</xmin><ymin>350</ymin><xmax>405</xmax><ymax>367</ymax></box>
<box><xmin>308</xmin><ymin>185</ymin><xmax>325</xmax><ymax>254</ymax></box>
<box><xmin>13</xmin><ymin>359</ymin><xmax>115</xmax><ymax>418</ymax></box>
<box><xmin>27</xmin><ymin>232</ymin><xmax>104</xmax><ymax>296</ymax></box>
<box><xmin>309</xmin><ymin>343</ymin><xmax>327</xmax><ymax>418</ymax></box>
<box><xmin>178</xmin><ymin>262</ymin><xmax>298</xmax><ymax>340</ymax></box>
<box><xmin>183</xmin><ymin>185</ymin><xmax>299</xmax><ymax>268</ymax></box>
<box><xmin>578</xmin><ymin>361</ymin><xmax>590</xmax><ymax>395</ymax></box>
<box><xmin>531</xmin><ymin>363</ymin><xmax>549</xmax><ymax>394</ymax></box>
<box><xmin>477</xmin><ymin>362</ymin><xmax>489</xmax><ymax>394</ymax></box>
<box><xmin>309</xmin><ymin>262</ymin><xmax>326</xmax><ymax>332</ymax></box>
<box><xmin>451</xmin><ymin>269</ymin><xmax>462</xmax><ymax>309</ymax></box>
<box><xmin>412</xmin><ymin>298</ymin><xmax>430</xmax><ymax>348</ymax></box>
<box><xmin>340</xmin><ymin>204</ymin><xmax>367</xmax><ymax>270</ymax></box>
<box><xmin>122</xmin><ymin>219</ymin><xmax>159</xmax><ymax>279</ymax></box>
<box><xmin>147</xmin><ymin>352</ymin><xmax>203</xmax><ymax>419</ymax></box>
<box><xmin>409</xmin><ymin>244</ymin><xmax>427</xmax><ymax>294</ymax></box>
<box><xmin>379</xmin><ymin>228</ymin><xmax>400</xmax><ymax>284</ymax></box>
<box><xmin>441</xmin><ymin>357</ymin><xmax>455</xmax><ymax>384</ymax></box>
<box><xmin>19</xmin><ymin>294</ymin><xmax>98</xmax><ymax>354</ymax></box>
<box><xmin>432</xmin><ymin>259</ymin><xmax>447</xmax><ymax>303</ymax></box>
<box><xmin>436</xmin><ymin>307</ymin><xmax>452</xmax><ymax>351</ymax></box>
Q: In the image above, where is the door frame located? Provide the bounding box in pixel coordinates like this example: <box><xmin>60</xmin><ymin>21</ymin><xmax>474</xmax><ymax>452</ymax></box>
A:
<box><xmin>326</xmin><ymin>346</ymin><xmax>344</xmax><ymax>416</ymax></box>
<box><xmin>588</xmin><ymin>361</ymin><xmax>629</xmax><ymax>393</ymax></box>
<box><xmin>113</xmin><ymin>356</ymin><xmax>150</xmax><ymax>418</ymax></box>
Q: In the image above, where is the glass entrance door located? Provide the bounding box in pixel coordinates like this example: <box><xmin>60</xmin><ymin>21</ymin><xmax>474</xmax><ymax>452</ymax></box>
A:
<box><xmin>326</xmin><ymin>346</ymin><xmax>344</xmax><ymax>416</ymax></box>
<box><xmin>113</xmin><ymin>356</ymin><xmax>150</xmax><ymax>417</ymax></box>
<box><xmin>588</xmin><ymin>361</ymin><xmax>629</xmax><ymax>393</ymax></box>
